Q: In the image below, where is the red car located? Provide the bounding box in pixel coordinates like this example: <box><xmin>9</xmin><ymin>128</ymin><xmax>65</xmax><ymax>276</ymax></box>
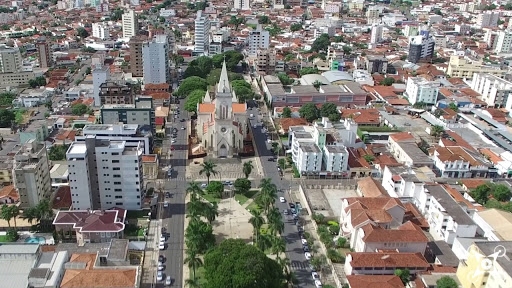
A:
<box><xmin>170</xmin><ymin>146</ymin><xmax>175</xmax><ymax>150</ymax></box>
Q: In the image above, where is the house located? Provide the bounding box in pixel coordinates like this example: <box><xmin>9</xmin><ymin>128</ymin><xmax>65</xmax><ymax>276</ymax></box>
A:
<box><xmin>52</xmin><ymin>186</ymin><xmax>72</xmax><ymax>210</ymax></box>
<box><xmin>346</xmin><ymin>275</ymin><xmax>405</xmax><ymax>288</ymax></box>
<box><xmin>339</xmin><ymin>197</ymin><xmax>406</xmax><ymax>244</ymax></box>
<box><xmin>472</xmin><ymin>208</ymin><xmax>512</xmax><ymax>241</ymax></box>
<box><xmin>353</xmin><ymin>221</ymin><xmax>429</xmax><ymax>253</ymax></box>
<box><xmin>0</xmin><ymin>185</ymin><xmax>18</xmax><ymax>204</ymax></box>
<box><xmin>60</xmin><ymin>253</ymin><xmax>139</xmax><ymax>288</ymax></box>
<box><xmin>340</xmin><ymin>109</ymin><xmax>381</xmax><ymax>126</ymax></box>
<box><xmin>356</xmin><ymin>176</ymin><xmax>389</xmax><ymax>197</ymax></box>
<box><xmin>431</xmin><ymin>146</ymin><xmax>493</xmax><ymax>178</ymax></box>
<box><xmin>52</xmin><ymin>208</ymin><xmax>127</xmax><ymax>245</ymax></box>
<box><xmin>388</xmin><ymin>132</ymin><xmax>434</xmax><ymax>168</ymax></box>
<box><xmin>50</xmin><ymin>163</ymin><xmax>69</xmax><ymax>190</ymax></box>
<box><xmin>345</xmin><ymin>252</ymin><xmax>430</xmax><ymax>275</ymax></box>
<box><xmin>381</xmin><ymin>165</ymin><xmax>426</xmax><ymax>199</ymax></box>
<box><xmin>142</xmin><ymin>154</ymin><xmax>159</xmax><ymax>180</ymax></box>
<box><xmin>456</xmin><ymin>241</ymin><xmax>512</xmax><ymax>288</ymax></box>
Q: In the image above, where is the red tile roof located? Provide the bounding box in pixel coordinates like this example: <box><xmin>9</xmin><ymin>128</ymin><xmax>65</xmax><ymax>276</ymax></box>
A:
<box><xmin>53</xmin><ymin>208</ymin><xmax>127</xmax><ymax>232</ymax></box>
<box><xmin>361</xmin><ymin>221</ymin><xmax>429</xmax><ymax>243</ymax></box>
<box><xmin>348</xmin><ymin>252</ymin><xmax>430</xmax><ymax>269</ymax></box>
<box><xmin>347</xmin><ymin>275</ymin><xmax>405</xmax><ymax>288</ymax></box>
<box><xmin>0</xmin><ymin>185</ymin><xmax>18</xmax><ymax>202</ymax></box>
<box><xmin>52</xmin><ymin>186</ymin><xmax>72</xmax><ymax>210</ymax></box>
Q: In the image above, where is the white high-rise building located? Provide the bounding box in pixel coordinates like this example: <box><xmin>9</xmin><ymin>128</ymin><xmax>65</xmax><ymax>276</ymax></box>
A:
<box><xmin>0</xmin><ymin>45</ymin><xmax>22</xmax><ymax>73</ymax></box>
<box><xmin>248</xmin><ymin>25</ymin><xmax>270</xmax><ymax>57</ymax></box>
<box><xmin>194</xmin><ymin>10</ymin><xmax>210</xmax><ymax>56</ymax></box>
<box><xmin>405</xmin><ymin>76</ymin><xmax>440</xmax><ymax>105</ymax></box>
<box><xmin>66</xmin><ymin>138</ymin><xmax>144</xmax><ymax>210</ymax></box>
<box><xmin>234</xmin><ymin>0</ymin><xmax>250</xmax><ymax>10</ymax></box>
<box><xmin>477</xmin><ymin>11</ymin><xmax>500</xmax><ymax>28</ymax></box>
<box><xmin>494</xmin><ymin>30</ymin><xmax>512</xmax><ymax>54</ymax></box>
<box><xmin>92</xmin><ymin>22</ymin><xmax>110</xmax><ymax>40</ymax></box>
<box><xmin>370</xmin><ymin>24</ymin><xmax>383</xmax><ymax>44</ymax></box>
<box><xmin>92</xmin><ymin>65</ymin><xmax>110</xmax><ymax>106</ymax></box>
<box><xmin>122</xmin><ymin>10</ymin><xmax>138</xmax><ymax>39</ymax></box>
<box><xmin>142</xmin><ymin>34</ymin><xmax>170</xmax><ymax>84</ymax></box>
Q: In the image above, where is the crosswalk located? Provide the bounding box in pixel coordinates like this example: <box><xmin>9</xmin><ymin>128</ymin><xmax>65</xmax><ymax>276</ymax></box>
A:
<box><xmin>290</xmin><ymin>260</ymin><xmax>310</xmax><ymax>271</ymax></box>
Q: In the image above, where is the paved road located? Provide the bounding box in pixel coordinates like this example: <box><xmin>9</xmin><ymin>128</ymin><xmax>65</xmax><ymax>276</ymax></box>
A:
<box><xmin>248</xmin><ymin>108</ymin><xmax>315</xmax><ymax>288</ymax></box>
<box><xmin>157</xmin><ymin>99</ymin><xmax>188</xmax><ymax>287</ymax></box>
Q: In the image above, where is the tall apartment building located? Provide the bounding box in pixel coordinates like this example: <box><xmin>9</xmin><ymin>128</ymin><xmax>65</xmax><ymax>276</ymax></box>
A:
<box><xmin>248</xmin><ymin>25</ymin><xmax>270</xmax><ymax>57</ymax></box>
<box><xmin>0</xmin><ymin>45</ymin><xmax>22</xmax><ymax>73</ymax></box>
<box><xmin>12</xmin><ymin>140</ymin><xmax>51</xmax><ymax>209</ymax></box>
<box><xmin>122</xmin><ymin>10</ymin><xmax>138</xmax><ymax>39</ymax></box>
<box><xmin>36</xmin><ymin>37</ymin><xmax>52</xmax><ymax>69</ymax></box>
<box><xmin>92</xmin><ymin>22</ymin><xmax>110</xmax><ymax>40</ymax></box>
<box><xmin>484</xmin><ymin>28</ymin><xmax>499</xmax><ymax>49</ymax></box>
<box><xmin>366</xmin><ymin>6</ymin><xmax>380</xmax><ymax>24</ymax></box>
<box><xmin>101</xmin><ymin>96</ymin><xmax>155</xmax><ymax>133</ymax></box>
<box><xmin>365</xmin><ymin>55</ymin><xmax>388</xmax><ymax>74</ymax></box>
<box><xmin>494</xmin><ymin>30</ymin><xmax>512</xmax><ymax>53</ymax></box>
<box><xmin>477</xmin><ymin>11</ymin><xmax>500</xmax><ymax>28</ymax></box>
<box><xmin>66</xmin><ymin>138</ymin><xmax>143</xmax><ymax>210</ymax></box>
<box><xmin>194</xmin><ymin>10</ymin><xmax>210</xmax><ymax>56</ymax></box>
<box><xmin>447</xmin><ymin>56</ymin><xmax>507</xmax><ymax>78</ymax></box>
<box><xmin>370</xmin><ymin>24</ymin><xmax>383</xmax><ymax>44</ymax></box>
<box><xmin>76</xmin><ymin>124</ymin><xmax>153</xmax><ymax>155</ymax></box>
<box><xmin>142</xmin><ymin>34</ymin><xmax>170</xmax><ymax>84</ymax></box>
<box><xmin>405</xmin><ymin>76</ymin><xmax>440</xmax><ymax>105</ymax></box>
<box><xmin>471</xmin><ymin>73</ymin><xmax>512</xmax><ymax>109</ymax></box>
<box><xmin>408</xmin><ymin>31</ymin><xmax>435</xmax><ymax>64</ymax></box>
<box><xmin>273</xmin><ymin>0</ymin><xmax>284</xmax><ymax>8</ymax></box>
<box><xmin>255</xmin><ymin>49</ymin><xmax>276</xmax><ymax>74</ymax></box>
<box><xmin>234</xmin><ymin>0</ymin><xmax>250</xmax><ymax>10</ymax></box>
<box><xmin>92</xmin><ymin>65</ymin><xmax>110</xmax><ymax>106</ymax></box>
<box><xmin>98</xmin><ymin>81</ymin><xmax>135</xmax><ymax>105</ymax></box>
<box><xmin>129</xmin><ymin>36</ymin><xmax>145</xmax><ymax>77</ymax></box>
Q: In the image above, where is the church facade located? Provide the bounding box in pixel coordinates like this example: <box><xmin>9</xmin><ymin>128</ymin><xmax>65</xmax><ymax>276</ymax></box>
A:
<box><xmin>195</xmin><ymin>61</ymin><xmax>248</xmax><ymax>158</ymax></box>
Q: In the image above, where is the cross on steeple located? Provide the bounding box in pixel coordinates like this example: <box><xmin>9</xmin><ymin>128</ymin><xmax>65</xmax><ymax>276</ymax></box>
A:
<box><xmin>223</xmin><ymin>54</ymin><xmax>227</xmax><ymax>62</ymax></box>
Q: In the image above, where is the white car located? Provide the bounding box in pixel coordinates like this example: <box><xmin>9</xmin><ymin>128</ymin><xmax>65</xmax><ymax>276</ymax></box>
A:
<box><xmin>305</xmin><ymin>252</ymin><xmax>312</xmax><ymax>260</ymax></box>
<box><xmin>301</xmin><ymin>239</ymin><xmax>308</xmax><ymax>245</ymax></box>
<box><xmin>164</xmin><ymin>202</ymin><xmax>169</xmax><ymax>208</ymax></box>
<box><xmin>158</xmin><ymin>264</ymin><xmax>165</xmax><ymax>271</ymax></box>
<box><xmin>160</xmin><ymin>235</ymin><xmax>166</xmax><ymax>242</ymax></box>
<box><xmin>171</xmin><ymin>139</ymin><xmax>176</xmax><ymax>143</ymax></box>
<box><xmin>279</xmin><ymin>197</ymin><xmax>286</xmax><ymax>203</ymax></box>
<box><xmin>157</xmin><ymin>271</ymin><xmax>163</xmax><ymax>281</ymax></box>
<box><xmin>312</xmin><ymin>272</ymin><xmax>320</xmax><ymax>280</ymax></box>
<box><xmin>159</xmin><ymin>243</ymin><xmax>165</xmax><ymax>250</ymax></box>
<box><xmin>314</xmin><ymin>279</ymin><xmax>323</xmax><ymax>288</ymax></box>
<box><xmin>201</xmin><ymin>183</ymin><xmax>207</xmax><ymax>188</ymax></box>
<box><xmin>181</xmin><ymin>126</ymin><xmax>185</xmax><ymax>130</ymax></box>
<box><xmin>165</xmin><ymin>276</ymin><xmax>172</xmax><ymax>286</ymax></box>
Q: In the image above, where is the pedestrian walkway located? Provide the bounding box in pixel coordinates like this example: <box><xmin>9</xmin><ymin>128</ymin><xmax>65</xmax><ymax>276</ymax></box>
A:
<box><xmin>242</xmin><ymin>198</ymin><xmax>255</xmax><ymax>209</ymax></box>
<box><xmin>182</xmin><ymin>194</ymin><xmax>190</xmax><ymax>288</ymax></box>
<box><xmin>140</xmin><ymin>220</ymin><xmax>161</xmax><ymax>288</ymax></box>
<box><xmin>290</xmin><ymin>260</ymin><xmax>310</xmax><ymax>271</ymax></box>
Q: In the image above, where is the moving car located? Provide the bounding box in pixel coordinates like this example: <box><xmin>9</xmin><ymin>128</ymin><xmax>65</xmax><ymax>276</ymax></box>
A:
<box><xmin>283</xmin><ymin>209</ymin><xmax>289</xmax><ymax>215</ymax></box>
<box><xmin>279</xmin><ymin>197</ymin><xmax>286</xmax><ymax>203</ymax></box>
<box><xmin>289</xmin><ymin>203</ymin><xmax>295</xmax><ymax>209</ymax></box>
<box><xmin>165</xmin><ymin>192</ymin><xmax>171</xmax><ymax>198</ymax></box>
<box><xmin>305</xmin><ymin>252</ymin><xmax>312</xmax><ymax>260</ymax></box>
<box><xmin>181</xmin><ymin>126</ymin><xmax>185</xmax><ymax>130</ymax></box>
<box><xmin>160</xmin><ymin>235</ymin><xmax>166</xmax><ymax>242</ymax></box>
<box><xmin>157</xmin><ymin>271</ymin><xmax>163</xmax><ymax>281</ymax></box>
<box><xmin>165</xmin><ymin>276</ymin><xmax>172</xmax><ymax>286</ymax></box>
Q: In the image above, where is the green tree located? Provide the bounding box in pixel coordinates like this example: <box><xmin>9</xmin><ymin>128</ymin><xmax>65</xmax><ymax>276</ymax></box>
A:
<box><xmin>492</xmin><ymin>184</ymin><xmax>512</xmax><ymax>202</ymax></box>
<box><xmin>257</xmin><ymin>178</ymin><xmax>278</xmax><ymax>214</ymax></box>
<box><xmin>380</xmin><ymin>77</ymin><xmax>395</xmax><ymax>86</ymax></box>
<box><xmin>270</xmin><ymin>235</ymin><xmax>286</xmax><ymax>257</ymax></box>
<box><xmin>21</xmin><ymin>199</ymin><xmax>54</xmax><ymax>231</ymax></box>
<box><xmin>229</xmin><ymin>16</ymin><xmax>245</xmax><ymax>31</ymax></box>
<box><xmin>185</xmin><ymin>56</ymin><xmax>213</xmax><ymax>78</ymax></box>
<box><xmin>320</xmin><ymin>103</ymin><xmax>338</xmax><ymax>118</ymax></box>
<box><xmin>310</xmin><ymin>255</ymin><xmax>328</xmax><ymax>275</ymax></box>
<box><xmin>281</xmin><ymin>107</ymin><xmax>292</xmax><ymax>118</ymax></box>
<box><xmin>76</xmin><ymin>27</ymin><xmax>89</xmax><ymax>38</ymax></box>
<box><xmin>258</xmin><ymin>15</ymin><xmax>270</xmax><ymax>24</ymax></box>
<box><xmin>205</xmin><ymin>181</ymin><xmax>224</xmax><ymax>199</ymax></box>
<box><xmin>0</xmin><ymin>91</ymin><xmax>15</xmax><ymax>106</ymax></box>
<box><xmin>184</xmin><ymin>249</ymin><xmax>203</xmax><ymax>280</ymax></box>
<box><xmin>211</xmin><ymin>51</ymin><xmax>244</xmax><ymax>70</ymax></box>
<box><xmin>248</xmin><ymin>209</ymin><xmax>265</xmax><ymax>244</ymax></box>
<box><xmin>232</xmin><ymin>85</ymin><xmax>254</xmax><ymax>103</ymax></box>
<box><xmin>199</xmin><ymin>160</ymin><xmax>218</xmax><ymax>185</ymax></box>
<box><xmin>203</xmin><ymin>239</ymin><xmax>283</xmax><ymax>288</ymax></box>
<box><xmin>436</xmin><ymin>276</ymin><xmax>458</xmax><ymax>288</ymax></box>
<box><xmin>185</xmin><ymin>218</ymin><xmax>216</xmax><ymax>254</ymax></box>
<box><xmin>342</xmin><ymin>45</ymin><xmax>352</xmax><ymax>55</ymax></box>
<box><xmin>0</xmin><ymin>109</ymin><xmax>14</xmax><ymax>128</ymax></box>
<box><xmin>310</xmin><ymin>33</ymin><xmax>330</xmax><ymax>52</ymax></box>
<box><xmin>448</xmin><ymin>102</ymin><xmax>458</xmax><ymax>112</ymax></box>
<box><xmin>290</xmin><ymin>23</ymin><xmax>302</xmax><ymax>32</ymax></box>
<box><xmin>186</xmin><ymin>182</ymin><xmax>205</xmax><ymax>202</ymax></box>
<box><xmin>170</xmin><ymin>54</ymin><xmax>185</xmax><ymax>66</ymax></box>
<box><xmin>0</xmin><ymin>204</ymin><xmax>14</xmax><ymax>228</ymax></box>
<box><xmin>28</xmin><ymin>76</ymin><xmax>47</xmax><ymax>88</ymax></box>
<box><xmin>48</xmin><ymin>144</ymin><xmax>70</xmax><ymax>161</ymax></box>
<box><xmin>472</xmin><ymin>184</ymin><xmax>491</xmax><ymax>204</ymax></box>
<box><xmin>242</xmin><ymin>161</ymin><xmax>254</xmax><ymax>178</ymax></box>
<box><xmin>394</xmin><ymin>268</ymin><xmax>410</xmax><ymax>284</ymax></box>
<box><xmin>71</xmin><ymin>103</ymin><xmax>89</xmax><ymax>115</ymax></box>
<box><xmin>206</xmin><ymin>68</ymin><xmax>243</xmax><ymax>86</ymax></box>
<box><xmin>299</xmin><ymin>103</ymin><xmax>319</xmax><ymax>122</ymax></box>
<box><xmin>184</xmin><ymin>89</ymin><xmax>206</xmax><ymax>113</ymax></box>
<box><xmin>277</xmin><ymin>158</ymin><xmax>286</xmax><ymax>170</ymax></box>
<box><xmin>299</xmin><ymin>67</ymin><xmax>319</xmax><ymax>76</ymax></box>
<box><xmin>185</xmin><ymin>278</ymin><xmax>201</xmax><ymax>288</ymax></box>
<box><xmin>430</xmin><ymin>125</ymin><xmax>445</xmax><ymax>138</ymax></box>
<box><xmin>175</xmin><ymin>76</ymin><xmax>208</xmax><ymax>98</ymax></box>
<box><xmin>277</xmin><ymin>73</ymin><xmax>294</xmax><ymax>85</ymax></box>
<box><xmin>233</xmin><ymin>178</ymin><xmax>251</xmax><ymax>195</ymax></box>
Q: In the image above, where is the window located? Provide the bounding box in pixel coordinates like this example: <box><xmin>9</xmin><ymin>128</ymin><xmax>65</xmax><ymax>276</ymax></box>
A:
<box><xmin>112</xmin><ymin>160</ymin><xmax>119</xmax><ymax>163</ymax></box>
<box><xmin>113</xmin><ymin>167</ymin><xmax>120</xmax><ymax>170</ymax></box>
<box><xmin>113</xmin><ymin>175</ymin><xmax>121</xmax><ymax>178</ymax></box>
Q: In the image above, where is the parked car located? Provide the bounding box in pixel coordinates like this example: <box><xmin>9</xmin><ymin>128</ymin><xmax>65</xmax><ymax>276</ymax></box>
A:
<box><xmin>312</xmin><ymin>272</ymin><xmax>320</xmax><ymax>280</ymax></box>
<box><xmin>165</xmin><ymin>276</ymin><xmax>172</xmax><ymax>286</ymax></box>
<box><xmin>305</xmin><ymin>252</ymin><xmax>312</xmax><ymax>260</ymax></box>
<box><xmin>157</xmin><ymin>271</ymin><xmax>163</xmax><ymax>281</ymax></box>
<box><xmin>164</xmin><ymin>202</ymin><xmax>169</xmax><ymax>208</ymax></box>
<box><xmin>314</xmin><ymin>279</ymin><xmax>323</xmax><ymax>288</ymax></box>
<box><xmin>159</xmin><ymin>255</ymin><xmax>166</xmax><ymax>262</ymax></box>
<box><xmin>159</xmin><ymin>243</ymin><xmax>165</xmax><ymax>250</ymax></box>
<box><xmin>279</xmin><ymin>197</ymin><xmax>286</xmax><ymax>203</ymax></box>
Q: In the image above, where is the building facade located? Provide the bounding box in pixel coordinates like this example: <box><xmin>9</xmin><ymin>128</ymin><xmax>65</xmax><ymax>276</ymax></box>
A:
<box><xmin>122</xmin><ymin>10</ymin><xmax>138</xmax><ymax>39</ymax></box>
<box><xmin>405</xmin><ymin>76</ymin><xmax>440</xmax><ymax>105</ymax></box>
<box><xmin>36</xmin><ymin>37</ymin><xmax>52</xmax><ymax>69</ymax></box>
<box><xmin>142</xmin><ymin>34</ymin><xmax>170</xmax><ymax>84</ymax></box>
<box><xmin>408</xmin><ymin>32</ymin><xmax>435</xmax><ymax>64</ymax></box>
<box><xmin>194</xmin><ymin>10</ymin><xmax>210</xmax><ymax>56</ymax></box>
<box><xmin>447</xmin><ymin>55</ymin><xmax>507</xmax><ymax>78</ymax></box>
<box><xmin>233</xmin><ymin>0</ymin><xmax>250</xmax><ymax>9</ymax></box>
<box><xmin>100</xmin><ymin>96</ymin><xmax>154</xmax><ymax>133</ymax></box>
<box><xmin>92</xmin><ymin>22</ymin><xmax>110</xmax><ymax>40</ymax></box>
<box><xmin>471</xmin><ymin>73</ymin><xmax>512</xmax><ymax>109</ymax></box>
<box><xmin>248</xmin><ymin>25</ymin><xmax>269</xmax><ymax>57</ymax></box>
<box><xmin>129</xmin><ymin>36</ymin><xmax>145</xmax><ymax>77</ymax></box>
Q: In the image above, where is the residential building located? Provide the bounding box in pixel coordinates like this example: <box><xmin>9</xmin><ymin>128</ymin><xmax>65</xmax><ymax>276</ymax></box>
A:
<box><xmin>431</xmin><ymin>146</ymin><xmax>493</xmax><ymax>178</ymax></box>
<box><xmin>53</xmin><ymin>208</ymin><xmax>127</xmax><ymax>244</ymax></box>
<box><xmin>248</xmin><ymin>25</ymin><xmax>269</xmax><ymax>57</ymax></box>
<box><xmin>66</xmin><ymin>138</ymin><xmax>143</xmax><ymax>210</ymax></box>
<box><xmin>0</xmin><ymin>71</ymin><xmax>34</xmax><ymax>88</ymax></box>
<box><xmin>381</xmin><ymin>165</ymin><xmax>426</xmax><ymax>199</ymax></box>
<box><xmin>405</xmin><ymin>76</ymin><xmax>440</xmax><ymax>105</ymax></box>
<box><xmin>0</xmin><ymin>44</ymin><xmax>22</xmax><ymax>73</ymax></box>
<box><xmin>472</xmin><ymin>208</ymin><xmax>512</xmax><ymax>241</ymax></box>
<box><xmin>365</xmin><ymin>55</ymin><xmax>388</xmax><ymax>74</ymax></box>
<box><xmin>195</xmin><ymin>61</ymin><xmax>247</xmax><ymax>158</ymax></box>
<box><xmin>424</xmin><ymin>184</ymin><xmax>478</xmax><ymax>244</ymax></box>
<box><xmin>92</xmin><ymin>65</ymin><xmax>110</xmax><ymax>106</ymax></box>
<box><xmin>129</xmin><ymin>36</ymin><xmax>145</xmax><ymax>78</ymax></box>
<box><xmin>476</xmin><ymin>11</ymin><xmax>500</xmax><ymax>28</ymax></box>
<box><xmin>92</xmin><ymin>22</ymin><xmax>110</xmax><ymax>40</ymax></box>
<box><xmin>14</xmin><ymin>88</ymin><xmax>52</xmax><ymax>108</ymax></box>
<box><xmin>346</xmin><ymin>275</ymin><xmax>405</xmax><ymax>288</ymax></box>
<box><xmin>12</xmin><ymin>140</ymin><xmax>51</xmax><ymax>209</ymax></box>
<box><xmin>100</xmin><ymin>96</ymin><xmax>154</xmax><ymax>133</ymax></box>
<box><xmin>233</xmin><ymin>0</ymin><xmax>249</xmax><ymax>10</ymax></box>
<box><xmin>19</xmin><ymin>120</ymin><xmax>49</xmax><ymax>143</ymax></box>
<box><xmin>494</xmin><ymin>30</ymin><xmax>512</xmax><ymax>53</ymax></box>
<box><xmin>36</xmin><ymin>37</ymin><xmax>52</xmax><ymax>69</ymax></box>
<box><xmin>0</xmin><ymin>159</ymin><xmax>13</xmax><ymax>185</ymax></box>
<box><xmin>50</xmin><ymin>163</ymin><xmax>69</xmax><ymax>190</ymax></box>
<box><xmin>142</xmin><ymin>154</ymin><xmax>158</xmax><ymax>180</ymax></box>
<box><xmin>408</xmin><ymin>31</ymin><xmax>435</xmax><ymax>64</ymax></box>
<box><xmin>471</xmin><ymin>73</ymin><xmax>512</xmax><ymax>109</ymax></box>
<box><xmin>194</xmin><ymin>10</ymin><xmax>210</xmax><ymax>56</ymax></box>
<box><xmin>388</xmin><ymin>132</ymin><xmax>434</xmax><ymax>168</ymax></box>
<box><xmin>76</xmin><ymin>124</ymin><xmax>152</xmax><ymax>155</ymax></box>
<box><xmin>366</xmin><ymin>6</ymin><xmax>380</xmax><ymax>24</ymax></box>
<box><xmin>122</xmin><ymin>10</ymin><xmax>138</xmax><ymax>39</ymax></box>
<box><xmin>0</xmin><ymin>185</ymin><xmax>17</xmax><ymax>204</ymax></box>
<box><xmin>447</xmin><ymin>55</ymin><xmax>507</xmax><ymax>78</ymax></box>
<box><xmin>0</xmin><ymin>244</ymin><xmax>69</xmax><ymax>288</ymax></box>
<box><xmin>255</xmin><ymin>49</ymin><xmax>277</xmax><ymax>74</ymax></box>
<box><xmin>142</xmin><ymin>34</ymin><xmax>170</xmax><ymax>85</ymax></box>
<box><xmin>456</xmin><ymin>241</ymin><xmax>512</xmax><ymax>288</ymax></box>
<box><xmin>345</xmin><ymin>252</ymin><xmax>430</xmax><ymax>275</ymax></box>
<box><xmin>370</xmin><ymin>24</ymin><xmax>383</xmax><ymax>44</ymax></box>
<box><xmin>98</xmin><ymin>81</ymin><xmax>135</xmax><ymax>105</ymax></box>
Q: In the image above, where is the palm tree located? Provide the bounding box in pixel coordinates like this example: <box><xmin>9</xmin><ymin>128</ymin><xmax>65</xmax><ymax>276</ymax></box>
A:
<box><xmin>11</xmin><ymin>205</ymin><xmax>19</xmax><ymax>228</ymax></box>
<box><xmin>268</xmin><ymin>216</ymin><xmax>284</xmax><ymax>236</ymax></box>
<box><xmin>199</xmin><ymin>160</ymin><xmax>218</xmax><ymax>185</ymax></box>
<box><xmin>310</xmin><ymin>255</ymin><xmax>327</xmax><ymax>276</ymax></box>
<box><xmin>257</xmin><ymin>234</ymin><xmax>273</xmax><ymax>252</ymax></box>
<box><xmin>184</xmin><ymin>249</ymin><xmax>203</xmax><ymax>280</ymax></box>
<box><xmin>186</xmin><ymin>198</ymin><xmax>203</xmax><ymax>219</ymax></box>
<box><xmin>0</xmin><ymin>204</ymin><xmax>13</xmax><ymax>228</ymax></box>
<box><xmin>271</xmin><ymin>236</ymin><xmax>286</xmax><ymax>258</ymax></box>
<box><xmin>204</xmin><ymin>202</ymin><xmax>219</xmax><ymax>224</ymax></box>
<box><xmin>186</xmin><ymin>182</ymin><xmax>204</xmax><ymax>201</ymax></box>
<box><xmin>283</xmin><ymin>266</ymin><xmax>298</xmax><ymax>287</ymax></box>
<box><xmin>185</xmin><ymin>278</ymin><xmax>201</xmax><ymax>288</ymax></box>
<box><xmin>276</xmin><ymin>257</ymin><xmax>290</xmax><ymax>271</ymax></box>
<box><xmin>242</xmin><ymin>161</ymin><xmax>254</xmax><ymax>178</ymax></box>
<box><xmin>248</xmin><ymin>209</ymin><xmax>265</xmax><ymax>245</ymax></box>
<box><xmin>431</xmin><ymin>125</ymin><xmax>445</xmax><ymax>138</ymax></box>
<box><xmin>21</xmin><ymin>207</ymin><xmax>37</xmax><ymax>224</ymax></box>
<box><xmin>258</xmin><ymin>179</ymin><xmax>278</xmax><ymax>214</ymax></box>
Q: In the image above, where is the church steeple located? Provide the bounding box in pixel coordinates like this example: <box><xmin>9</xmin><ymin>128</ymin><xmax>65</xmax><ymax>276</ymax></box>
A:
<box><xmin>217</xmin><ymin>58</ymin><xmax>231</xmax><ymax>94</ymax></box>
<box><xmin>203</xmin><ymin>89</ymin><xmax>211</xmax><ymax>103</ymax></box>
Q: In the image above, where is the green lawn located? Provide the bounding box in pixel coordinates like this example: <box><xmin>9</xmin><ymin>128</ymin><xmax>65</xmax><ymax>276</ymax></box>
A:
<box><xmin>124</xmin><ymin>224</ymin><xmax>146</xmax><ymax>237</ymax></box>
<box><xmin>126</xmin><ymin>210</ymin><xmax>150</xmax><ymax>219</ymax></box>
<box><xmin>234</xmin><ymin>190</ymin><xmax>259</xmax><ymax>205</ymax></box>
<box><xmin>246</xmin><ymin>201</ymin><xmax>261</xmax><ymax>212</ymax></box>
<box><xmin>189</xmin><ymin>266</ymin><xmax>208</xmax><ymax>285</ymax></box>
<box><xmin>0</xmin><ymin>235</ymin><xmax>9</xmax><ymax>242</ymax></box>
<box><xmin>201</xmin><ymin>193</ymin><xmax>220</xmax><ymax>203</ymax></box>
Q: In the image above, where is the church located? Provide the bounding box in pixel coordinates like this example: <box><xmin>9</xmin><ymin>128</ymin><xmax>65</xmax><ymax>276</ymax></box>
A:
<box><xmin>195</xmin><ymin>61</ymin><xmax>248</xmax><ymax>158</ymax></box>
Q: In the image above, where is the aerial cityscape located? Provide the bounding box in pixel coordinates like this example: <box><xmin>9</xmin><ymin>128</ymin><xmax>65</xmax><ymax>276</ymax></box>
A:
<box><xmin>1</xmin><ymin>0</ymin><xmax>512</xmax><ymax>288</ymax></box>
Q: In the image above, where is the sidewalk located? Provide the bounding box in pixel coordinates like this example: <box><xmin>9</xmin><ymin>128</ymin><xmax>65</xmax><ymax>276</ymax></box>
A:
<box><xmin>182</xmin><ymin>194</ymin><xmax>190</xmax><ymax>287</ymax></box>
<box><xmin>141</xmin><ymin>220</ymin><xmax>161</xmax><ymax>288</ymax></box>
